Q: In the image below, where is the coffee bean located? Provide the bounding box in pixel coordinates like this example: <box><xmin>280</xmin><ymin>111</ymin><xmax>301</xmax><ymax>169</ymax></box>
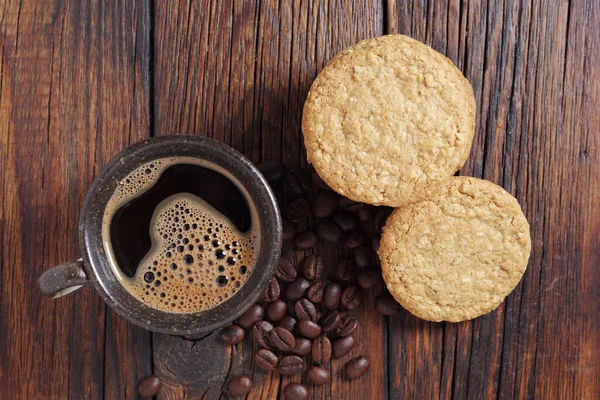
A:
<box><xmin>356</xmin><ymin>206</ymin><xmax>372</xmax><ymax>222</ymax></box>
<box><xmin>294</xmin><ymin>298</ymin><xmax>319</xmax><ymax>322</ymax></box>
<box><xmin>278</xmin><ymin>316</ymin><xmax>297</xmax><ymax>333</ymax></box>
<box><xmin>290</xmin><ymin>337</ymin><xmax>312</xmax><ymax>356</ymax></box>
<box><xmin>306</xmin><ymin>281</ymin><xmax>326</xmax><ymax>303</ymax></box>
<box><xmin>237</xmin><ymin>304</ymin><xmax>264</xmax><ymax>328</ymax></box>
<box><xmin>344</xmin><ymin>231</ymin><xmax>365</xmax><ymax>248</ymax></box>
<box><xmin>278</xmin><ymin>355</ymin><xmax>304</xmax><ymax>375</ymax></box>
<box><xmin>311</xmin><ymin>336</ymin><xmax>332</xmax><ymax>365</ymax></box>
<box><xmin>267</xmin><ymin>299</ymin><xmax>287</xmax><ymax>322</ymax></box>
<box><xmin>371</xmin><ymin>237</ymin><xmax>380</xmax><ymax>253</ymax></box>
<box><xmin>252</xmin><ymin>320</ymin><xmax>274</xmax><ymax>349</ymax></box>
<box><xmin>375</xmin><ymin>207</ymin><xmax>393</xmax><ymax>231</ymax></box>
<box><xmin>353</xmin><ymin>245</ymin><xmax>372</xmax><ymax>268</ymax></box>
<box><xmin>345</xmin><ymin>356</ymin><xmax>370</xmax><ymax>380</ymax></box>
<box><xmin>285</xmin><ymin>169</ymin><xmax>311</xmax><ymax>200</ymax></box>
<box><xmin>341</xmin><ymin>286</ymin><xmax>361</xmax><ymax>310</ymax></box>
<box><xmin>324</xmin><ymin>282</ymin><xmax>342</xmax><ymax>310</ymax></box>
<box><xmin>333</xmin><ymin>212</ymin><xmax>358</xmax><ymax>231</ymax></box>
<box><xmin>320</xmin><ymin>310</ymin><xmax>342</xmax><ymax>333</ymax></box>
<box><xmin>316</xmin><ymin>220</ymin><xmax>343</xmax><ymax>242</ymax></box>
<box><xmin>335</xmin><ymin>259</ymin><xmax>356</xmax><ymax>281</ymax></box>
<box><xmin>313</xmin><ymin>192</ymin><xmax>338</xmax><ymax>217</ymax></box>
<box><xmin>332</xmin><ymin>335</ymin><xmax>356</xmax><ymax>358</ymax></box>
<box><xmin>287</xmin><ymin>198</ymin><xmax>310</xmax><ymax>222</ymax></box>
<box><xmin>275</xmin><ymin>257</ymin><xmax>297</xmax><ymax>282</ymax></box>
<box><xmin>226</xmin><ymin>375</ymin><xmax>253</xmax><ymax>396</ymax></box>
<box><xmin>261</xmin><ymin>277</ymin><xmax>280</xmax><ymax>302</ymax></box>
<box><xmin>376</xmin><ymin>292</ymin><xmax>401</xmax><ymax>316</ymax></box>
<box><xmin>307</xmin><ymin>366</ymin><xmax>331</xmax><ymax>385</ymax></box>
<box><xmin>297</xmin><ymin>320</ymin><xmax>322</xmax><ymax>339</ymax></box>
<box><xmin>357</xmin><ymin>269</ymin><xmax>383</xmax><ymax>290</ymax></box>
<box><xmin>283</xmin><ymin>383</ymin><xmax>309</xmax><ymax>400</ymax></box>
<box><xmin>312</xmin><ymin>172</ymin><xmax>330</xmax><ymax>191</ymax></box>
<box><xmin>294</xmin><ymin>231</ymin><xmax>318</xmax><ymax>249</ymax></box>
<box><xmin>220</xmin><ymin>325</ymin><xmax>245</xmax><ymax>345</ymax></box>
<box><xmin>286</xmin><ymin>277</ymin><xmax>311</xmax><ymax>301</ymax></box>
<box><xmin>337</xmin><ymin>315</ymin><xmax>358</xmax><ymax>337</ymax></box>
<box><xmin>339</xmin><ymin>197</ymin><xmax>363</xmax><ymax>212</ymax></box>
<box><xmin>258</xmin><ymin>160</ymin><xmax>285</xmax><ymax>181</ymax></box>
<box><xmin>269</xmin><ymin>327</ymin><xmax>296</xmax><ymax>351</ymax></box>
<box><xmin>282</xmin><ymin>220</ymin><xmax>296</xmax><ymax>241</ymax></box>
<box><xmin>301</xmin><ymin>255</ymin><xmax>323</xmax><ymax>281</ymax></box>
<box><xmin>255</xmin><ymin>348</ymin><xmax>279</xmax><ymax>371</ymax></box>
<box><xmin>137</xmin><ymin>375</ymin><xmax>161</xmax><ymax>398</ymax></box>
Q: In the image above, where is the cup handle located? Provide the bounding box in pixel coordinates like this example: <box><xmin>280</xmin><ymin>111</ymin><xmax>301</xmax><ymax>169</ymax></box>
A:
<box><xmin>38</xmin><ymin>259</ymin><xmax>90</xmax><ymax>298</ymax></box>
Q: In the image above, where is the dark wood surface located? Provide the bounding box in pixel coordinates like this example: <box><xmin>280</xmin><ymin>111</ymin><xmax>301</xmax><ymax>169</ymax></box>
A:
<box><xmin>1</xmin><ymin>0</ymin><xmax>598</xmax><ymax>399</ymax></box>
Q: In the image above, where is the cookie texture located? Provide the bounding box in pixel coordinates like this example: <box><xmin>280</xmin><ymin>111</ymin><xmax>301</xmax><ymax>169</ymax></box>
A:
<box><xmin>378</xmin><ymin>177</ymin><xmax>531</xmax><ymax>322</ymax></box>
<box><xmin>302</xmin><ymin>34</ymin><xmax>476</xmax><ymax>206</ymax></box>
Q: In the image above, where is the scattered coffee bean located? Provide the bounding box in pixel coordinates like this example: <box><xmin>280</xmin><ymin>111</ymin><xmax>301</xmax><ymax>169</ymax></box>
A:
<box><xmin>335</xmin><ymin>259</ymin><xmax>356</xmax><ymax>281</ymax></box>
<box><xmin>316</xmin><ymin>220</ymin><xmax>343</xmax><ymax>242</ymax></box>
<box><xmin>356</xmin><ymin>206</ymin><xmax>372</xmax><ymax>222</ymax></box>
<box><xmin>306</xmin><ymin>281</ymin><xmax>326</xmax><ymax>303</ymax></box>
<box><xmin>267</xmin><ymin>299</ymin><xmax>287</xmax><ymax>322</ymax></box>
<box><xmin>333</xmin><ymin>212</ymin><xmax>358</xmax><ymax>231</ymax></box>
<box><xmin>286</xmin><ymin>277</ymin><xmax>311</xmax><ymax>301</ymax></box>
<box><xmin>137</xmin><ymin>375</ymin><xmax>161</xmax><ymax>398</ymax></box>
<box><xmin>332</xmin><ymin>335</ymin><xmax>356</xmax><ymax>358</ymax></box>
<box><xmin>255</xmin><ymin>348</ymin><xmax>279</xmax><ymax>371</ymax></box>
<box><xmin>307</xmin><ymin>366</ymin><xmax>331</xmax><ymax>385</ymax></box>
<box><xmin>282</xmin><ymin>220</ymin><xmax>296</xmax><ymax>241</ymax></box>
<box><xmin>300</xmin><ymin>254</ymin><xmax>323</xmax><ymax>281</ymax></box>
<box><xmin>337</xmin><ymin>315</ymin><xmax>358</xmax><ymax>337</ymax></box>
<box><xmin>283</xmin><ymin>382</ymin><xmax>309</xmax><ymax>400</ymax></box>
<box><xmin>237</xmin><ymin>304</ymin><xmax>264</xmax><ymax>328</ymax></box>
<box><xmin>290</xmin><ymin>337</ymin><xmax>312</xmax><ymax>356</ymax></box>
<box><xmin>357</xmin><ymin>269</ymin><xmax>383</xmax><ymax>290</ymax></box>
<box><xmin>375</xmin><ymin>207</ymin><xmax>393</xmax><ymax>231</ymax></box>
<box><xmin>371</xmin><ymin>237</ymin><xmax>380</xmax><ymax>253</ymax></box>
<box><xmin>376</xmin><ymin>292</ymin><xmax>401</xmax><ymax>316</ymax></box>
<box><xmin>258</xmin><ymin>160</ymin><xmax>285</xmax><ymax>182</ymax></box>
<box><xmin>324</xmin><ymin>282</ymin><xmax>342</xmax><ymax>310</ymax></box>
<box><xmin>345</xmin><ymin>356</ymin><xmax>370</xmax><ymax>380</ymax></box>
<box><xmin>297</xmin><ymin>320</ymin><xmax>322</xmax><ymax>338</ymax></box>
<box><xmin>320</xmin><ymin>310</ymin><xmax>342</xmax><ymax>332</ymax></box>
<box><xmin>276</xmin><ymin>257</ymin><xmax>297</xmax><ymax>282</ymax></box>
<box><xmin>312</xmin><ymin>336</ymin><xmax>332</xmax><ymax>365</ymax></box>
<box><xmin>278</xmin><ymin>355</ymin><xmax>304</xmax><ymax>375</ymax></box>
<box><xmin>285</xmin><ymin>169</ymin><xmax>313</xmax><ymax>200</ymax></box>
<box><xmin>278</xmin><ymin>316</ymin><xmax>297</xmax><ymax>333</ymax></box>
<box><xmin>344</xmin><ymin>231</ymin><xmax>365</xmax><ymax>249</ymax></box>
<box><xmin>313</xmin><ymin>192</ymin><xmax>338</xmax><ymax>217</ymax></box>
<box><xmin>261</xmin><ymin>277</ymin><xmax>281</xmax><ymax>302</ymax></box>
<box><xmin>269</xmin><ymin>327</ymin><xmax>296</xmax><ymax>351</ymax></box>
<box><xmin>226</xmin><ymin>375</ymin><xmax>253</xmax><ymax>396</ymax></box>
<box><xmin>252</xmin><ymin>320</ymin><xmax>274</xmax><ymax>349</ymax></box>
<box><xmin>341</xmin><ymin>286</ymin><xmax>361</xmax><ymax>310</ymax></box>
<box><xmin>353</xmin><ymin>245</ymin><xmax>372</xmax><ymax>268</ymax></box>
<box><xmin>287</xmin><ymin>198</ymin><xmax>311</xmax><ymax>222</ymax></box>
<box><xmin>311</xmin><ymin>172</ymin><xmax>330</xmax><ymax>190</ymax></box>
<box><xmin>339</xmin><ymin>197</ymin><xmax>363</xmax><ymax>212</ymax></box>
<box><xmin>220</xmin><ymin>325</ymin><xmax>245</xmax><ymax>345</ymax></box>
<box><xmin>294</xmin><ymin>231</ymin><xmax>318</xmax><ymax>249</ymax></box>
<box><xmin>294</xmin><ymin>298</ymin><xmax>319</xmax><ymax>322</ymax></box>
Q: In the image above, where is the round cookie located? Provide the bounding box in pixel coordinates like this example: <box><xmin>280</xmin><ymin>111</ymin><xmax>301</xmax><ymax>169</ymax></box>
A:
<box><xmin>378</xmin><ymin>177</ymin><xmax>531</xmax><ymax>322</ymax></box>
<box><xmin>302</xmin><ymin>34</ymin><xmax>476</xmax><ymax>206</ymax></box>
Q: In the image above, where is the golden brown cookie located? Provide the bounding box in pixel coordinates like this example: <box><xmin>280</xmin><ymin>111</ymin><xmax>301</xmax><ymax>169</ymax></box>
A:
<box><xmin>378</xmin><ymin>177</ymin><xmax>531</xmax><ymax>322</ymax></box>
<box><xmin>302</xmin><ymin>34</ymin><xmax>476</xmax><ymax>206</ymax></box>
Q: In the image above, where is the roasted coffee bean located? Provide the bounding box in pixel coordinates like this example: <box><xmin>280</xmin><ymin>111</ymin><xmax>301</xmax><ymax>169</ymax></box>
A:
<box><xmin>252</xmin><ymin>320</ymin><xmax>274</xmax><ymax>349</ymax></box>
<box><xmin>226</xmin><ymin>375</ymin><xmax>253</xmax><ymax>396</ymax></box>
<box><xmin>137</xmin><ymin>375</ymin><xmax>161</xmax><ymax>398</ymax></box>
<box><xmin>320</xmin><ymin>310</ymin><xmax>342</xmax><ymax>333</ymax></box>
<box><xmin>336</xmin><ymin>259</ymin><xmax>357</xmax><ymax>281</ymax></box>
<box><xmin>353</xmin><ymin>245</ymin><xmax>372</xmax><ymax>268</ymax></box>
<box><xmin>294</xmin><ymin>298</ymin><xmax>319</xmax><ymax>322</ymax></box>
<box><xmin>344</xmin><ymin>231</ymin><xmax>365</xmax><ymax>249</ymax></box>
<box><xmin>311</xmin><ymin>336</ymin><xmax>332</xmax><ymax>365</ymax></box>
<box><xmin>345</xmin><ymin>356</ymin><xmax>370</xmax><ymax>380</ymax></box>
<box><xmin>339</xmin><ymin>197</ymin><xmax>363</xmax><ymax>212</ymax></box>
<box><xmin>324</xmin><ymin>282</ymin><xmax>342</xmax><ymax>310</ymax></box>
<box><xmin>220</xmin><ymin>325</ymin><xmax>245</xmax><ymax>345</ymax></box>
<box><xmin>313</xmin><ymin>192</ymin><xmax>338</xmax><ymax>217</ymax></box>
<box><xmin>269</xmin><ymin>327</ymin><xmax>296</xmax><ymax>351</ymax></box>
<box><xmin>258</xmin><ymin>160</ymin><xmax>285</xmax><ymax>182</ymax></box>
<box><xmin>312</xmin><ymin>172</ymin><xmax>330</xmax><ymax>191</ymax></box>
<box><xmin>278</xmin><ymin>355</ymin><xmax>304</xmax><ymax>375</ymax></box>
<box><xmin>357</xmin><ymin>269</ymin><xmax>383</xmax><ymax>290</ymax></box>
<box><xmin>287</xmin><ymin>198</ymin><xmax>311</xmax><ymax>222</ymax></box>
<box><xmin>237</xmin><ymin>304</ymin><xmax>264</xmax><ymax>328</ymax></box>
<box><xmin>294</xmin><ymin>231</ymin><xmax>318</xmax><ymax>249</ymax></box>
<box><xmin>285</xmin><ymin>169</ymin><xmax>310</xmax><ymax>199</ymax></box>
<box><xmin>255</xmin><ymin>348</ymin><xmax>279</xmax><ymax>371</ymax></box>
<box><xmin>286</xmin><ymin>277</ymin><xmax>311</xmax><ymax>301</ymax></box>
<box><xmin>356</xmin><ymin>206</ymin><xmax>372</xmax><ymax>222</ymax></box>
<box><xmin>316</xmin><ymin>220</ymin><xmax>343</xmax><ymax>242</ymax></box>
<box><xmin>278</xmin><ymin>316</ymin><xmax>297</xmax><ymax>333</ymax></box>
<box><xmin>290</xmin><ymin>337</ymin><xmax>312</xmax><ymax>356</ymax></box>
<box><xmin>261</xmin><ymin>277</ymin><xmax>281</xmax><ymax>302</ymax></box>
<box><xmin>307</xmin><ymin>366</ymin><xmax>331</xmax><ymax>385</ymax></box>
<box><xmin>376</xmin><ymin>292</ymin><xmax>401</xmax><ymax>316</ymax></box>
<box><xmin>371</xmin><ymin>237</ymin><xmax>381</xmax><ymax>253</ymax></box>
<box><xmin>283</xmin><ymin>383</ymin><xmax>309</xmax><ymax>400</ymax></box>
<box><xmin>301</xmin><ymin>255</ymin><xmax>323</xmax><ymax>281</ymax></box>
<box><xmin>337</xmin><ymin>315</ymin><xmax>358</xmax><ymax>337</ymax></box>
<box><xmin>306</xmin><ymin>281</ymin><xmax>326</xmax><ymax>303</ymax></box>
<box><xmin>282</xmin><ymin>220</ymin><xmax>296</xmax><ymax>241</ymax></box>
<box><xmin>333</xmin><ymin>212</ymin><xmax>358</xmax><ymax>231</ymax></box>
<box><xmin>297</xmin><ymin>320</ymin><xmax>322</xmax><ymax>338</ymax></box>
<box><xmin>332</xmin><ymin>335</ymin><xmax>356</xmax><ymax>358</ymax></box>
<box><xmin>341</xmin><ymin>286</ymin><xmax>361</xmax><ymax>310</ymax></box>
<box><xmin>375</xmin><ymin>207</ymin><xmax>393</xmax><ymax>231</ymax></box>
<box><xmin>267</xmin><ymin>299</ymin><xmax>287</xmax><ymax>322</ymax></box>
<box><xmin>275</xmin><ymin>257</ymin><xmax>297</xmax><ymax>282</ymax></box>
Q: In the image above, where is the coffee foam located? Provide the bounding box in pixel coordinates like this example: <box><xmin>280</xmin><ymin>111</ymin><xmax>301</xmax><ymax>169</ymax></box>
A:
<box><xmin>102</xmin><ymin>158</ymin><xmax>260</xmax><ymax>314</ymax></box>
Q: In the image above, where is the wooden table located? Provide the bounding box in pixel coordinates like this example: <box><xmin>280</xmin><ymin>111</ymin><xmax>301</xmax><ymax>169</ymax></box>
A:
<box><xmin>1</xmin><ymin>1</ymin><xmax>599</xmax><ymax>399</ymax></box>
